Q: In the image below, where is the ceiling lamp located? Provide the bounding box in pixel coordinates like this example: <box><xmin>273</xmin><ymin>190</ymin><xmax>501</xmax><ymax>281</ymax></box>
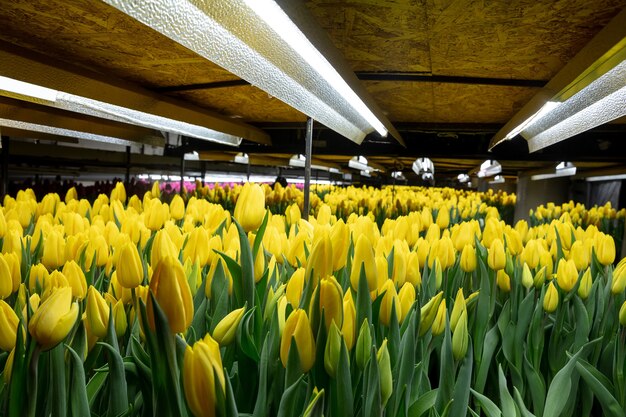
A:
<box><xmin>586</xmin><ymin>173</ymin><xmax>626</xmax><ymax>182</ymax></box>
<box><xmin>348</xmin><ymin>156</ymin><xmax>370</xmax><ymax>171</ymax></box>
<box><xmin>531</xmin><ymin>162</ymin><xmax>577</xmax><ymax>181</ymax></box>
<box><xmin>234</xmin><ymin>152</ymin><xmax>249</xmax><ymax>164</ymax></box>
<box><xmin>412</xmin><ymin>157</ymin><xmax>434</xmax><ymax>176</ymax></box>
<box><xmin>457</xmin><ymin>173</ymin><xmax>470</xmax><ymax>183</ymax></box>
<box><xmin>360</xmin><ymin>170</ymin><xmax>371</xmax><ymax>178</ymax></box>
<box><xmin>102</xmin><ymin>0</ymin><xmax>401</xmax><ymax>144</ymax></box>
<box><xmin>490</xmin><ymin>9</ymin><xmax>626</xmax><ymax>152</ymax></box>
<box><xmin>0</xmin><ymin>76</ymin><xmax>242</xmax><ymax>146</ymax></box>
<box><xmin>289</xmin><ymin>154</ymin><xmax>307</xmax><ymax>168</ymax></box>
<box><xmin>476</xmin><ymin>160</ymin><xmax>501</xmax><ymax>178</ymax></box>
<box><xmin>489</xmin><ymin>175</ymin><xmax>505</xmax><ymax>184</ymax></box>
<box><xmin>391</xmin><ymin>171</ymin><xmax>406</xmax><ymax>181</ymax></box>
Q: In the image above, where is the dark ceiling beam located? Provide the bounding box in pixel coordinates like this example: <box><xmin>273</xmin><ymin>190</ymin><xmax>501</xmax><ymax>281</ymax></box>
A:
<box><xmin>154</xmin><ymin>73</ymin><xmax>548</xmax><ymax>93</ymax></box>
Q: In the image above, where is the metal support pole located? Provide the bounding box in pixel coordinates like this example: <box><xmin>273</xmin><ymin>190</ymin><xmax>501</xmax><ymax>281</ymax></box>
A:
<box><xmin>125</xmin><ymin>146</ymin><xmax>131</xmax><ymax>183</ymax></box>
<box><xmin>1</xmin><ymin>135</ymin><xmax>9</xmax><ymax>197</ymax></box>
<box><xmin>303</xmin><ymin>117</ymin><xmax>313</xmax><ymax>221</ymax></box>
<box><xmin>180</xmin><ymin>154</ymin><xmax>185</xmax><ymax>195</ymax></box>
<box><xmin>247</xmin><ymin>161</ymin><xmax>251</xmax><ymax>182</ymax></box>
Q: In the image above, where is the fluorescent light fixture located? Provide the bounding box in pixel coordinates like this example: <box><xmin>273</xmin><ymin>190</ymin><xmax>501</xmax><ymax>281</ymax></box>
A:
<box><xmin>360</xmin><ymin>170</ymin><xmax>371</xmax><ymax>178</ymax></box>
<box><xmin>457</xmin><ymin>173</ymin><xmax>470</xmax><ymax>183</ymax></box>
<box><xmin>348</xmin><ymin>156</ymin><xmax>370</xmax><ymax>171</ymax></box>
<box><xmin>0</xmin><ymin>76</ymin><xmax>241</xmax><ymax>146</ymax></box>
<box><xmin>489</xmin><ymin>175</ymin><xmax>505</xmax><ymax>184</ymax></box>
<box><xmin>504</xmin><ymin>101</ymin><xmax>561</xmax><ymax>140</ymax></box>
<box><xmin>329</xmin><ymin>168</ymin><xmax>342</xmax><ymax>174</ymax></box>
<box><xmin>289</xmin><ymin>154</ymin><xmax>307</xmax><ymax>168</ymax></box>
<box><xmin>234</xmin><ymin>152</ymin><xmax>249</xmax><ymax>164</ymax></box>
<box><xmin>138</xmin><ymin>174</ymin><xmax>149</xmax><ymax>179</ymax></box>
<box><xmin>476</xmin><ymin>160</ymin><xmax>501</xmax><ymax>178</ymax></box>
<box><xmin>150</xmin><ymin>174</ymin><xmax>162</xmax><ymax>181</ymax></box>
<box><xmin>184</xmin><ymin>152</ymin><xmax>200</xmax><ymax>161</ymax></box>
<box><xmin>531</xmin><ymin>162</ymin><xmax>577</xmax><ymax>181</ymax></box>
<box><xmin>168</xmin><ymin>175</ymin><xmax>182</xmax><ymax>182</ymax></box>
<box><xmin>391</xmin><ymin>171</ymin><xmax>406</xmax><ymax>180</ymax></box>
<box><xmin>586</xmin><ymin>173</ymin><xmax>626</xmax><ymax>182</ymax></box>
<box><xmin>0</xmin><ymin>117</ymin><xmax>139</xmax><ymax>147</ymax></box>
<box><xmin>102</xmin><ymin>0</ymin><xmax>393</xmax><ymax>143</ymax></box>
<box><xmin>412</xmin><ymin>157</ymin><xmax>434</xmax><ymax>176</ymax></box>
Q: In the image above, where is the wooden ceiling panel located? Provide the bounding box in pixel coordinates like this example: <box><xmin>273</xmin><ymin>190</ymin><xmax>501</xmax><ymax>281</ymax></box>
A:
<box><xmin>305</xmin><ymin>0</ymin><xmax>431</xmax><ymax>72</ymax></box>
<box><xmin>427</xmin><ymin>0</ymin><xmax>626</xmax><ymax>80</ymax></box>
<box><xmin>0</xmin><ymin>0</ymin><xmax>234</xmax><ymax>89</ymax></box>
<box><xmin>171</xmin><ymin>86</ymin><xmax>307</xmax><ymax>123</ymax></box>
<box><xmin>362</xmin><ymin>81</ymin><xmax>435</xmax><ymax>122</ymax></box>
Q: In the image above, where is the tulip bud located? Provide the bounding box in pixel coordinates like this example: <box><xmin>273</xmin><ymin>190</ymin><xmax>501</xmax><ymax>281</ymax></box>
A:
<box><xmin>556</xmin><ymin>258</ymin><xmax>578</xmax><ymax>292</ymax></box>
<box><xmin>42</xmin><ymin>229</ymin><xmax>66</xmax><ymax>270</ymax></box>
<box><xmin>170</xmin><ymin>195</ymin><xmax>185</xmax><ymax>221</ymax></box>
<box><xmin>449</xmin><ymin>288</ymin><xmax>466</xmax><ymax>332</ymax></box>
<box><xmin>460</xmin><ymin>244</ymin><xmax>477</xmax><ymax>273</ymax></box>
<box><xmin>324</xmin><ymin>321</ymin><xmax>342</xmax><ymax>377</ymax></box>
<box><xmin>330</xmin><ymin>220</ymin><xmax>349</xmax><ymax>271</ymax></box>
<box><xmin>205</xmin><ymin>255</ymin><xmax>233</xmax><ymax>299</ymax></box>
<box><xmin>570</xmin><ymin>240</ymin><xmax>590</xmax><ymax>271</ymax></box>
<box><xmin>534</xmin><ymin>266</ymin><xmax>547</xmax><ymax>289</ymax></box>
<box><xmin>116</xmin><ymin>242</ymin><xmax>144</xmax><ymax>289</ymax></box>
<box><xmin>488</xmin><ymin>239</ymin><xmax>506</xmax><ymax>271</ymax></box>
<box><xmin>0</xmin><ymin>254</ymin><xmax>13</xmax><ymax>299</ymax></box>
<box><xmin>436</xmin><ymin>206</ymin><xmax>450</xmax><ymax>229</ymax></box>
<box><xmin>182</xmin><ymin>227</ymin><xmax>210</xmax><ymax>267</ymax></box>
<box><xmin>65</xmin><ymin>187</ymin><xmax>78</xmax><ymax>203</ymax></box>
<box><xmin>619</xmin><ymin>301</ymin><xmax>626</xmax><ymax>326</ymax></box>
<box><xmin>342</xmin><ymin>291</ymin><xmax>356</xmax><ymax>350</ymax></box>
<box><xmin>350</xmin><ymin>234</ymin><xmax>377</xmax><ymax>292</ymax></box>
<box><xmin>280</xmin><ymin>309</ymin><xmax>316</xmax><ymax>372</ymax></box>
<box><xmin>314</xmin><ymin>275</ymin><xmax>344</xmax><ymax>331</ymax></box>
<box><xmin>4</xmin><ymin>252</ymin><xmax>20</xmax><ymax>294</ymax></box>
<box><xmin>4</xmin><ymin>348</ymin><xmax>14</xmax><ymax>384</ymax></box>
<box><xmin>406</xmin><ymin>252</ymin><xmax>422</xmax><ymax>287</ymax></box>
<box><xmin>305</xmin><ymin>235</ymin><xmax>333</xmax><ymax>287</ymax></box>
<box><xmin>496</xmin><ymin>269</ymin><xmax>511</xmax><ymax>292</ymax></box>
<box><xmin>213</xmin><ymin>306</ymin><xmax>245</xmax><ymax>346</ymax></box>
<box><xmin>62</xmin><ymin>260</ymin><xmax>87</xmax><ymax>299</ymax></box>
<box><xmin>151</xmin><ymin>230</ymin><xmax>179</xmax><ymax>268</ymax></box>
<box><xmin>543</xmin><ymin>282</ymin><xmax>559</xmax><ymax>313</ymax></box>
<box><xmin>377</xmin><ymin>339</ymin><xmax>393</xmax><ymax>407</ymax></box>
<box><xmin>234</xmin><ymin>183</ymin><xmax>266</xmax><ymax>233</ymax></box>
<box><xmin>148</xmin><ymin>256</ymin><xmax>194</xmax><ymax>334</ymax></box>
<box><xmin>578</xmin><ymin>268</ymin><xmax>592</xmax><ymax>300</ymax></box>
<box><xmin>611</xmin><ymin>260</ymin><xmax>626</xmax><ymax>295</ymax></box>
<box><xmin>431</xmin><ymin>299</ymin><xmax>447</xmax><ymax>336</ymax></box>
<box><xmin>110</xmin><ymin>182</ymin><xmax>126</xmax><ymax>203</ymax></box>
<box><xmin>391</xmin><ymin>242</ymin><xmax>408</xmax><ymax>286</ymax></box>
<box><xmin>144</xmin><ymin>199</ymin><xmax>168</xmax><ymax>231</ymax></box>
<box><xmin>379</xmin><ymin>280</ymin><xmax>400</xmax><ymax>327</ymax></box>
<box><xmin>183</xmin><ymin>334</ymin><xmax>225</xmax><ymax>417</ymax></box>
<box><xmin>522</xmin><ymin>240</ymin><xmax>540</xmax><ymax>269</ymax></box>
<box><xmin>419</xmin><ymin>292</ymin><xmax>443</xmax><ymax>336</ymax></box>
<box><xmin>28</xmin><ymin>287</ymin><xmax>79</xmax><ymax>350</ymax></box>
<box><xmin>452</xmin><ymin>309</ymin><xmax>468</xmax><ymax>361</ymax></box>
<box><xmin>521</xmin><ymin>263</ymin><xmax>534</xmax><ymax>289</ymax></box>
<box><xmin>434</xmin><ymin>258</ymin><xmax>443</xmax><ymax>290</ymax></box>
<box><xmin>356</xmin><ymin>319</ymin><xmax>372</xmax><ymax>370</ymax></box>
<box><xmin>0</xmin><ymin>300</ymin><xmax>19</xmax><ymax>351</ymax></box>
<box><xmin>595</xmin><ymin>233</ymin><xmax>615</xmax><ymax>266</ymax></box>
<box><xmin>398</xmin><ymin>282</ymin><xmax>416</xmax><ymax>324</ymax></box>
<box><xmin>113</xmin><ymin>300</ymin><xmax>127</xmax><ymax>337</ymax></box>
<box><xmin>87</xmin><ymin>286</ymin><xmax>110</xmax><ymax>338</ymax></box>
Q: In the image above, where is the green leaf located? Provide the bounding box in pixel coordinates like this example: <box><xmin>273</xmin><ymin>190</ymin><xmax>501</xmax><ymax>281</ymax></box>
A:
<box><xmin>50</xmin><ymin>344</ymin><xmax>67</xmax><ymax>417</ymax></box>
<box><xmin>449</xmin><ymin>343</ymin><xmax>473</xmax><ymax>417</ymax></box>
<box><xmin>252</xmin><ymin>210</ymin><xmax>269</xmax><ymax>262</ymax></box>
<box><xmin>356</xmin><ymin>264</ymin><xmax>373</xmax><ymax>329</ymax></box>
<box><xmin>234</xmin><ymin>219</ymin><xmax>256</xmax><ymax>308</ymax></box>
<box><xmin>435</xmin><ymin>321</ymin><xmax>454</xmax><ymax>413</ymax></box>
<box><xmin>364</xmin><ymin>346</ymin><xmax>382</xmax><ymax>417</ymax></box>
<box><xmin>216</xmin><ymin>249</ymin><xmax>243</xmax><ymax>307</ymax></box>
<box><xmin>523</xmin><ymin>356</ymin><xmax>545</xmax><ymax>416</ymax></box>
<box><xmin>575</xmin><ymin>360</ymin><xmax>624</xmax><ymax>417</ymax></box>
<box><xmin>277</xmin><ymin>375</ymin><xmax>305</xmax><ymax>417</ymax></box>
<box><xmin>331</xmin><ymin>341</ymin><xmax>353</xmax><ymax>417</ymax></box>
<box><xmin>470</xmin><ymin>389</ymin><xmax>502</xmax><ymax>417</ymax></box>
<box><xmin>407</xmin><ymin>389</ymin><xmax>437</xmax><ymax>417</ymax></box>
<box><xmin>66</xmin><ymin>345</ymin><xmax>90</xmax><ymax>417</ymax></box>
<box><xmin>8</xmin><ymin>324</ymin><xmax>27</xmax><ymax>417</ymax></box>
<box><xmin>513</xmin><ymin>387</ymin><xmax>536</xmax><ymax>417</ymax></box>
<box><xmin>98</xmin><ymin>342</ymin><xmax>129</xmax><ymax>417</ymax></box>
<box><xmin>236</xmin><ymin>307</ymin><xmax>260</xmax><ymax>362</ymax></box>
<box><xmin>498</xmin><ymin>365</ymin><xmax>518</xmax><ymax>417</ymax></box>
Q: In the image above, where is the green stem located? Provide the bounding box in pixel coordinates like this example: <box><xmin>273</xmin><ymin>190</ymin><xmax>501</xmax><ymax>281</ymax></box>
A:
<box><xmin>27</xmin><ymin>345</ymin><xmax>41</xmax><ymax>417</ymax></box>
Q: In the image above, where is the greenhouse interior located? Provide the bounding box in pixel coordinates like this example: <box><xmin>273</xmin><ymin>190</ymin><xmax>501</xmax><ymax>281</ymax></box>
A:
<box><xmin>1</xmin><ymin>1</ymin><xmax>626</xmax><ymax>416</ymax></box>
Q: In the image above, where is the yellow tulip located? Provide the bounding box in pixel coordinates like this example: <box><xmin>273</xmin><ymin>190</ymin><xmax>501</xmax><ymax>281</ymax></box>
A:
<box><xmin>116</xmin><ymin>242</ymin><xmax>144</xmax><ymax>289</ymax></box>
<box><xmin>449</xmin><ymin>288</ymin><xmax>466</xmax><ymax>332</ymax></box>
<box><xmin>496</xmin><ymin>269</ymin><xmax>511</xmax><ymax>292</ymax></box>
<box><xmin>42</xmin><ymin>229</ymin><xmax>66</xmax><ymax>270</ymax></box>
<box><xmin>4</xmin><ymin>348</ymin><xmax>14</xmax><ymax>383</ymax></box>
<box><xmin>391</xmin><ymin>242</ymin><xmax>408</xmax><ymax>286</ymax></box>
<box><xmin>569</xmin><ymin>240</ymin><xmax>589</xmax><ymax>271</ymax></box>
<box><xmin>234</xmin><ymin>183</ymin><xmax>266</xmax><ymax>233</ymax></box>
<box><xmin>460</xmin><ymin>244</ymin><xmax>477</xmax><ymax>273</ymax></box>
<box><xmin>415</xmin><ymin>238</ymin><xmax>430</xmax><ymax>269</ymax></box>
<box><xmin>350</xmin><ymin>234</ymin><xmax>377</xmax><ymax>292</ymax></box>
<box><xmin>151</xmin><ymin>230</ymin><xmax>179</xmax><ymax>268</ymax></box>
<box><xmin>522</xmin><ymin>240</ymin><xmax>540</xmax><ymax>269</ymax></box>
<box><xmin>110</xmin><ymin>182</ymin><xmax>127</xmax><ymax>203</ymax></box>
<box><xmin>521</xmin><ymin>263</ymin><xmax>533</xmax><ymax>289</ymax></box>
<box><xmin>0</xmin><ymin>300</ymin><xmax>19</xmax><ymax>351</ymax></box>
<box><xmin>578</xmin><ymin>268</ymin><xmax>592</xmax><ymax>300</ymax></box>
<box><xmin>397</xmin><ymin>282</ymin><xmax>416</xmax><ymax>324</ymax></box>
<box><xmin>330</xmin><ymin>220</ymin><xmax>349</xmax><ymax>271</ymax></box>
<box><xmin>213</xmin><ymin>306</ymin><xmax>245</xmax><ymax>346</ymax></box>
<box><xmin>431</xmin><ymin>299</ymin><xmax>447</xmax><ymax>336</ymax></box>
<box><xmin>286</xmin><ymin>268</ymin><xmax>305</xmax><ymax>307</ymax></box>
<box><xmin>183</xmin><ymin>334</ymin><xmax>225</xmax><ymax>417</ymax></box>
<box><xmin>611</xmin><ymin>260</ymin><xmax>626</xmax><ymax>295</ymax></box>
<box><xmin>113</xmin><ymin>300</ymin><xmax>127</xmax><ymax>337</ymax></box>
<box><xmin>62</xmin><ymin>260</ymin><xmax>87</xmax><ymax>299</ymax></box>
<box><xmin>144</xmin><ymin>199</ymin><xmax>168</xmax><ymax>231</ymax></box>
<box><xmin>451</xmin><ymin>222</ymin><xmax>474</xmax><ymax>252</ymax></box>
<box><xmin>87</xmin><ymin>286</ymin><xmax>110</xmax><ymax>338</ymax></box>
<box><xmin>305</xmin><ymin>235</ymin><xmax>333</xmax><ymax>287</ymax></box>
<box><xmin>314</xmin><ymin>275</ymin><xmax>344</xmax><ymax>331</ymax></box>
<box><xmin>182</xmin><ymin>227</ymin><xmax>210</xmax><ymax>267</ymax></box>
<box><xmin>379</xmin><ymin>280</ymin><xmax>400</xmax><ymax>327</ymax></box>
<box><xmin>405</xmin><ymin>252</ymin><xmax>422</xmax><ymax>287</ymax></box>
<box><xmin>342</xmin><ymin>291</ymin><xmax>356</xmax><ymax>350</ymax></box>
<box><xmin>543</xmin><ymin>282</ymin><xmax>559</xmax><ymax>313</ymax></box>
<box><xmin>280</xmin><ymin>309</ymin><xmax>316</xmax><ymax>372</ymax></box>
<box><xmin>0</xmin><ymin>254</ymin><xmax>13</xmax><ymax>299</ymax></box>
<box><xmin>487</xmin><ymin>239</ymin><xmax>506</xmax><ymax>271</ymax></box>
<box><xmin>556</xmin><ymin>258</ymin><xmax>578</xmax><ymax>292</ymax></box>
<box><xmin>595</xmin><ymin>233</ymin><xmax>616</xmax><ymax>266</ymax></box>
<box><xmin>170</xmin><ymin>194</ymin><xmax>185</xmax><ymax>221</ymax></box>
<box><xmin>65</xmin><ymin>187</ymin><xmax>78</xmax><ymax>203</ymax></box>
<box><xmin>28</xmin><ymin>287</ymin><xmax>79</xmax><ymax>350</ymax></box>
<box><xmin>148</xmin><ymin>256</ymin><xmax>194</xmax><ymax>334</ymax></box>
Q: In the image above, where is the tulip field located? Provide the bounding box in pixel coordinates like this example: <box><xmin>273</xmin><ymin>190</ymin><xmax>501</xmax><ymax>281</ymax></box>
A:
<box><xmin>1</xmin><ymin>181</ymin><xmax>626</xmax><ymax>417</ymax></box>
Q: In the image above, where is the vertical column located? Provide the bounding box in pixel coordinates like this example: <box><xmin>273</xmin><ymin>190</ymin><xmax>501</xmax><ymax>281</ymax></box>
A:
<box><xmin>180</xmin><ymin>154</ymin><xmax>185</xmax><ymax>195</ymax></box>
<box><xmin>303</xmin><ymin>117</ymin><xmax>313</xmax><ymax>221</ymax></box>
<box><xmin>125</xmin><ymin>146</ymin><xmax>131</xmax><ymax>183</ymax></box>
<box><xmin>1</xmin><ymin>135</ymin><xmax>9</xmax><ymax>197</ymax></box>
<box><xmin>514</xmin><ymin>174</ymin><xmax>571</xmax><ymax>223</ymax></box>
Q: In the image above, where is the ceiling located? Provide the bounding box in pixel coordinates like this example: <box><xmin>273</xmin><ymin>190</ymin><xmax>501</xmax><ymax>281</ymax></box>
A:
<box><xmin>0</xmin><ymin>0</ymin><xmax>625</xmax><ymax>181</ymax></box>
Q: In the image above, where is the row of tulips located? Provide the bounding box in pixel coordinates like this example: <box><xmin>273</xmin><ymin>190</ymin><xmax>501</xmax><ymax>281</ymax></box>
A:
<box><xmin>0</xmin><ymin>182</ymin><xmax>624</xmax><ymax>417</ymax></box>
